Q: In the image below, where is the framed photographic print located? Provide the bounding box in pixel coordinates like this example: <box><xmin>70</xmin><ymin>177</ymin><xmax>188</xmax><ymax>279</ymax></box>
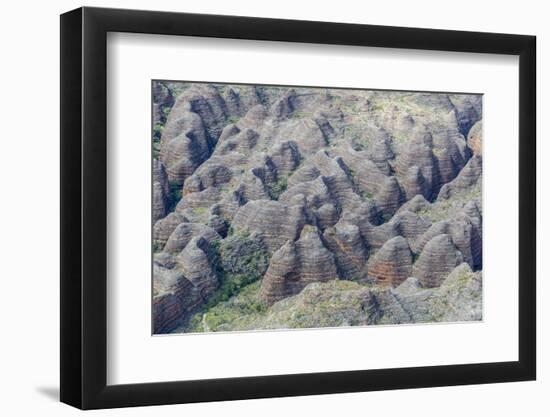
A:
<box><xmin>60</xmin><ymin>6</ymin><xmax>536</xmax><ymax>410</ymax></box>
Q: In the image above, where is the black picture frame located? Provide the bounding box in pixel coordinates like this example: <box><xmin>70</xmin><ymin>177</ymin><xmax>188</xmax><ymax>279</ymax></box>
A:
<box><xmin>60</xmin><ymin>6</ymin><xmax>536</xmax><ymax>410</ymax></box>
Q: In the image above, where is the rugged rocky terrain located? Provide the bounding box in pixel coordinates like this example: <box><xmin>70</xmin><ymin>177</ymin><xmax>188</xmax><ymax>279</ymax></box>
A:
<box><xmin>152</xmin><ymin>81</ymin><xmax>482</xmax><ymax>334</ymax></box>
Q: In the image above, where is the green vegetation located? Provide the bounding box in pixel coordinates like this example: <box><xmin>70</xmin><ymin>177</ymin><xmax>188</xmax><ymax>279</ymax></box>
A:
<box><xmin>164</xmin><ymin>81</ymin><xmax>188</xmax><ymax>97</ymax></box>
<box><xmin>226</xmin><ymin>115</ymin><xmax>240</xmax><ymax>125</ymax></box>
<box><xmin>381</xmin><ymin>212</ymin><xmax>393</xmax><ymax>223</ymax></box>
<box><xmin>268</xmin><ymin>175</ymin><xmax>288</xmax><ymax>200</ymax></box>
<box><xmin>152</xmin><ymin>240</ymin><xmax>164</xmax><ymax>253</ymax></box>
<box><xmin>361</xmin><ymin>190</ymin><xmax>374</xmax><ymax>200</ymax></box>
<box><xmin>417</xmin><ymin>181</ymin><xmax>481</xmax><ymax>222</ymax></box>
<box><xmin>188</xmin><ymin>279</ymin><xmax>376</xmax><ymax>332</ymax></box>
<box><xmin>192</xmin><ymin>206</ymin><xmax>208</xmax><ymax>216</ymax></box>
<box><xmin>153</xmin><ymin>123</ymin><xmax>164</xmax><ymax>142</ymax></box>
<box><xmin>187</xmin><ymin>281</ymin><xmax>267</xmax><ymax>332</ymax></box>
<box><xmin>291</xmin><ymin>111</ymin><xmax>312</xmax><ymax>119</ymax></box>
<box><xmin>186</xmin><ymin>232</ymin><xmax>270</xmax><ymax>332</ymax></box>
<box><xmin>167</xmin><ymin>183</ymin><xmax>182</xmax><ymax>212</ymax></box>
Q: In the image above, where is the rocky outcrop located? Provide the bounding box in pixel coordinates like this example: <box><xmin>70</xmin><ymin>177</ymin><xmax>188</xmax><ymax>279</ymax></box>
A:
<box><xmin>368</xmin><ymin>236</ymin><xmax>412</xmax><ymax>287</ymax></box>
<box><xmin>175</xmin><ymin>84</ymin><xmax>228</xmax><ymax>143</ymax></box>
<box><xmin>467</xmin><ymin>120</ymin><xmax>482</xmax><ymax>155</ymax></box>
<box><xmin>431</xmin><ymin>263</ymin><xmax>482</xmax><ymax>321</ymax></box>
<box><xmin>438</xmin><ymin>155</ymin><xmax>482</xmax><ymax>200</ymax></box>
<box><xmin>323</xmin><ymin>220</ymin><xmax>368</xmax><ymax>281</ymax></box>
<box><xmin>394</xmin><ymin>131</ymin><xmax>439</xmax><ymax>198</ymax></box>
<box><xmin>256</xmin><ymin>280</ymin><xmax>377</xmax><ymax>329</ymax></box>
<box><xmin>396</xmin><ymin>194</ymin><xmax>431</xmax><ymax>214</ymax></box>
<box><xmin>261</xmin><ymin>226</ymin><xmax>337</xmax><ymax>303</ymax></box>
<box><xmin>182</xmin><ymin>163</ymin><xmax>232</xmax><ymax>194</ymax></box>
<box><xmin>360</xmin><ymin>220</ymin><xmax>401</xmax><ymax>250</ymax></box>
<box><xmin>153</xmin><ymin>263</ymin><xmax>202</xmax><ymax>333</ymax></box>
<box><xmin>401</xmin><ymin>165</ymin><xmax>428</xmax><ymax>201</ymax></box>
<box><xmin>270</xmin><ymin>89</ymin><xmax>296</xmax><ymax>121</ymax></box>
<box><xmin>413</xmin><ymin>234</ymin><xmax>463</xmax><ymax>287</ymax></box>
<box><xmin>232</xmin><ymin>200</ymin><xmax>306</xmax><ymax>253</ymax></box>
<box><xmin>152</xmin><ymin>83</ymin><xmax>484</xmax><ymax>333</ymax></box>
<box><xmin>216</xmin><ymin>127</ymin><xmax>259</xmax><ymax>156</ymax></box>
<box><xmin>160</xmin><ymin>110</ymin><xmax>211</xmax><ymax>185</ymax></box>
<box><xmin>392</xmin><ymin>211</ymin><xmax>431</xmax><ymax>242</ymax></box>
<box><xmin>163</xmin><ymin>223</ymin><xmax>220</xmax><ymax>254</ymax></box>
<box><xmin>315</xmin><ymin>203</ymin><xmax>339</xmax><ymax>229</ymax></box>
<box><xmin>197</xmin><ymin>262</ymin><xmax>482</xmax><ymax>331</ymax></box>
<box><xmin>153</xmin><ymin>159</ymin><xmax>170</xmax><ymax>222</ymax></box>
<box><xmin>374</xmin><ymin>262</ymin><xmax>482</xmax><ymax>325</ymax></box>
<box><xmin>176</xmin><ymin>237</ymin><xmax>219</xmax><ymax>298</ymax></box>
<box><xmin>269</xmin><ymin>140</ymin><xmax>301</xmax><ymax>175</ymax></box>
<box><xmin>153</xmin><ymin>212</ymin><xmax>188</xmax><ymax>249</ymax></box>
<box><xmin>376</xmin><ymin>176</ymin><xmax>403</xmax><ymax>216</ymax></box>
<box><xmin>222</xmin><ymin>86</ymin><xmax>261</xmax><ymax>117</ymax></box>
<box><xmin>152</xmin><ymin>81</ymin><xmax>174</xmax><ymax>129</ymax></box>
<box><xmin>449</xmin><ymin>94</ymin><xmax>482</xmax><ymax>137</ymax></box>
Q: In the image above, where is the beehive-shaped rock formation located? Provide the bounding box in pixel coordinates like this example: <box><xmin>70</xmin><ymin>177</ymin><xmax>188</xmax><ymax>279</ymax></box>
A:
<box><xmin>368</xmin><ymin>236</ymin><xmax>413</xmax><ymax>287</ymax></box>
<box><xmin>413</xmin><ymin>234</ymin><xmax>463</xmax><ymax>287</ymax></box>
<box><xmin>261</xmin><ymin>226</ymin><xmax>337</xmax><ymax>303</ymax></box>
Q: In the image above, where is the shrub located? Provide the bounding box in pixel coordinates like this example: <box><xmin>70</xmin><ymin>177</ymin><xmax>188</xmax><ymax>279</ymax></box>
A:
<box><xmin>202</xmin><ymin>232</ymin><xmax>270</xmax><ymax>311</ymax></box>
<box><xmin>226</xmin><ymin>115</ymin><xmax>240</xmax><ymax>124</ymax></box>
<box><xmin>167</xmin><ymin>183</ymin><xmax>182</xmax><ymax>212</ymax></box>
<box><xmin>269</xmin><ymin>176</ymin><xmax>288</xmax><ymax>200</ymax></box>
<box><xmin>153</xmin><ymin>123</ymin><xmax>164</xmax><ymax>142</ymax></box>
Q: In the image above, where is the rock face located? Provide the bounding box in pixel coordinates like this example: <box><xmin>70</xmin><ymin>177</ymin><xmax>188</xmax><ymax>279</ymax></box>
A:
<box><xmin>163</xmin><ymin>223</ymin><xmax>220</xmax><ymax>254</ymax></box>
<box><xmin>261</xmin><ymin>226</ymin><xmax>337</xmax><ymax>303</ymax></box>
<box><xmin>153</xmin><ymin>212</ymin><xmax>187</xmax><ymax>248</ymax></box>
<box><xmin>192</xmin><ymin>266</ymin><xmax>481</xmax><ymax>332</ymax></box>
<box><xmin>467</xmin><ymin>120</ymin><xmax>482</xmax><ymax>155</ymax></box>
<box><xmin>153</xmin><ymin>159</ymin><xmax>170</xmax><ymax>222</ymax></box>
<box><xmin>152</xmin><ymin>82</ymin><xmax>174</xmax><ymax>132</ymax></box>
<box><xmin>368</xmin><ymin>236</ymin><xmax>412</xmax><ymax>287</ymax></box>
<box><xmin>413</xmin><ymin>234</ymin><xmax>463</xmax><ymax>287</ymax></box>
<box><xmin>232</xmin><ymin>200</ymin><xmax>306</xmax><ymax>253</ymax></box>
<box><xmin>152</xmin><ymin>82</ymin><xmax>483</xmax><ymax>333</ymax></box>
<box><xmin>153</xmin><ymin>264</ymin><xmax>203</xmax><ymax>333</ymax></box>
<box><xmin>257</xmin><ymin>280</ymin><xmax>378</xmax><ymax>329</ymax></box>
<box><xmin>176</xmin><ymin>237</ymin><xmax>219</xmax><ymax>298</ymax></box>
<box><xmin>376</xmin><ymin>263</ymin><xmax>482</xmax><ymax>324</ymax></box>
<box><xmin>438</xmin><ymin>155</ymin><xmax>482</xmax><ymax>200</ymax></box>
<box><xmin>323</xmin><ymin>220</ymin><xmax>368</xmax><ymax>281</ymax></box>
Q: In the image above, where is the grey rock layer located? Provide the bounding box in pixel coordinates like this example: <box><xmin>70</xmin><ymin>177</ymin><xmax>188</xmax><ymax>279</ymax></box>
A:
<box><xmin>261</xmin><ymin>226</ymin><xmax>337</xmax><ymax>303</ymax></box>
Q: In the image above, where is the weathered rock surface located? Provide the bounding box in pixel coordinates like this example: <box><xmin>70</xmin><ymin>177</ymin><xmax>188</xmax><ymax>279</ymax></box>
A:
<box><xmin>257</xmin><ymin>280</ymin><xmax>377</xmax><ymax>329</ymax></box>
<box><xmin>467</xmin><ymin>120</ymin><xmax>482</xmax><ymax>155</ymax></box>
<box><xmin>152</xmin><ymin>81</ymin><xmax>174</xmax><ymax>129</ymax></box>
<box><xmin>396</xmin><ymin>194</ymin><xmax>431</xmax><ymax>214</ymax></box>
<box><xmin>413</xmin><ymin>234</ymin><xmax>463</xmax><ymax>287</ymax></box>
<box><xmin>449</xmin><ymin>94</ymin><xmax>482</xmax><ymax>137</ymax></box>
<box><xmin>163</xmin><ymin>223</ymin><xmax>220</xmax><ymax>254</ymax></box>
<box><xmin>151</xmin><ymin>83</ymin><xmax>483</xmax><ymax>333</ymax></box>
<box><xmin>193</xmin><ymin>265</ymin><xmax>481</xmax><ymax>332</ymax></box>
<box><xmin>176</xmin><ymin>237</ymin><xmax>219</xmax><ymax>298</ymax></box>
<box><xmin>261</xmin><ymin>226</ymin><xmax>337</xmax><ymax>303</ymax></box>
<box><xmin>368</xmin><ymin>236</ymin><xmax>412</xmax><ymax>287</ymax></box>
<box><xmin>153</xmin><ymin>263</ymin><xmax>202</xmax><ymax>333</ymax></box>
<box><xmin>153</xmin><ymin>212</ymin><xmax>188</xmax><ymax>248</ymax></box>
<box><xmin>232</xmin><ymin>200</ymin><xmax>306</xmax><ymax>253</ymax></box>
<box><xmin>438</xmin><ymin>155</ymin><xmax>482</xmax><ymax>200</ymax></box>
<box><xmin>153</xmin><ymin>159</ymin><xmax>170</xmax><ymax>222</ymax></box>
<box><xmin>323</xmin><ymin>220</ymin><xmax>368</xmax><ymax>281</ymax></box>
<box><xmin>373</xmin><ymin>262</ymin><xmax>482</xmax><ymax>324</ymax></box>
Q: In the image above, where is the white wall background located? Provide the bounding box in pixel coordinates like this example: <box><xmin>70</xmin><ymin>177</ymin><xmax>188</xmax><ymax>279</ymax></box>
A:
<box><xmin>0</xmin><ymin>0</ymin><xmax>545</xmax><ymax>415</ymax></box>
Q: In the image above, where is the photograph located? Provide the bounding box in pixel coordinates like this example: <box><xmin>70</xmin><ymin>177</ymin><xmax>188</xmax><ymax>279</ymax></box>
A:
<box><xmin>0</xmin><ymin>0</ymin><xmax>543</xmax><ymax>414</ymax></box>
<box><xmin>152</xmin><ymin>81</ymin><xmax>483</xmax><ymax>334</ymax></box>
